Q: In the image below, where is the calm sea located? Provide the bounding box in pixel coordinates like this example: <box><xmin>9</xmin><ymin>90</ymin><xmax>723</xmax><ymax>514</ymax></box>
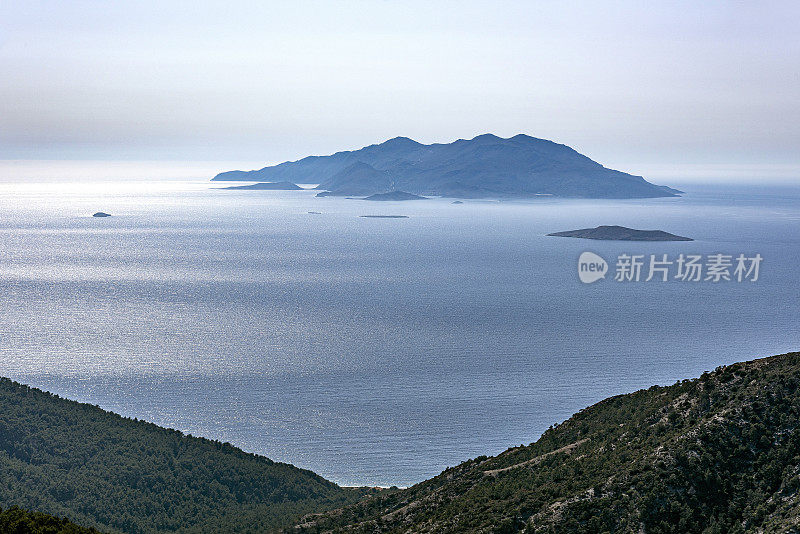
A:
<box><xmin>1</xmin><ymin>165</ymin><xmax>798</xmax><ymax>486</ymax></box>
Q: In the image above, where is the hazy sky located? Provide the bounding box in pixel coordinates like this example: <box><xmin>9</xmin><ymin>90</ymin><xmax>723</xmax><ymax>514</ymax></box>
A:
<box><xmin>1</xmin><ymin>1</ymin><xmax>799</xmax><ymax>170</ymax></box>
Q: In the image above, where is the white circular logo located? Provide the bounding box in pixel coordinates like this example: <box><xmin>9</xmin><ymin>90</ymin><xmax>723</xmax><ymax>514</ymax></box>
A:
<box><xmin>578</xmin><ymin>252</ymin><xmax>608</xmax><ymax>283</ymax></box>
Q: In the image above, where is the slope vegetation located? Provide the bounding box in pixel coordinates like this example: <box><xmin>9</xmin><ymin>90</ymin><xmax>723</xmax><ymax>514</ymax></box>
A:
<box><xmin>294</xmin><ymin>352</ymin><xmax>800</xmax><ymax>533</ymax></box>
<box><xmin>0</xmin><ymin>378</ymin><xmax>369</xmax><ymax>533</ymax></box>
<box><xmin>0</xmin><ymin>506</ymin><xmax>101</xmax><ymax>533</ymax></box>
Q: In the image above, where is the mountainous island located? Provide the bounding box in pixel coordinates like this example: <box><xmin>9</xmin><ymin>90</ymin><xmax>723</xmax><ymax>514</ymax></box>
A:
<box><xmin>4</xmin><ymin>351</ymin><xmax>800</xmax><ymax>533</ymax></box>
<box><xmin>548</xmin><ymin>225</ymin><xmax>693</xmax><ymax>241</ymax></box>
<box><xmin>212</xmin><ymin>135</ymin><xmax>681</xmax><ymax>199</ymax></box>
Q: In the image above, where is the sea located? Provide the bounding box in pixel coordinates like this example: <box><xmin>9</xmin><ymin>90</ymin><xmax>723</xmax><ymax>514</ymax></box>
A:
<box><xmin>1</xmin><ymin>161</ymin><xmax>798</xmax><ymax>487</ymax></box>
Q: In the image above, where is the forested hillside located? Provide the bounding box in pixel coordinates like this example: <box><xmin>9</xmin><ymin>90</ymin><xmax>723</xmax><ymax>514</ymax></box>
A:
<box><xmin>0</xmin><ymin>378</ymin><xmax>370</xmax><ymax>533</ymax></box>
<box><xmin>294</xmin><ymin>352</ymin><xmax>800</xmax><ymax>533</ymax></box>
<box><xmin>0</xmin><ymin>506</ymin><xmax>100</xmax><ymax>533</ymax></box>
<box><xmin>6</xmin><ymin>352</ymin><xmax>800</xmax><ymax>534</ymax></box>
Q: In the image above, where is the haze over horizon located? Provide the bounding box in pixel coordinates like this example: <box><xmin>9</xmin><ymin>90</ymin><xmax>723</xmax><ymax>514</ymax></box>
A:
<box><xmin>1</xmin><ymin>1</ymin><xmax>799</xmax><ymax>177</ymax></box>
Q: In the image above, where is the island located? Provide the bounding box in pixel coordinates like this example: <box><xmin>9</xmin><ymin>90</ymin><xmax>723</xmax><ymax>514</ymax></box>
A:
<box><xmin>363</xmin><ymin>191</ymin><xmax>426</xmax><ymax>201</ymax></box>
<box><xmin>547</xmin><ymin>225</ymin><xmax>693</xmax><ymax>241</ymax></box>
<box><xmin>92</xmin><ymin>212</ymin><xmax>112</xmax><ymax>217</ymax></box>
<box><xmin>220</xmin><ymin>181</ymin><xmax>302</xmax><ymax>190</ymax></box>
<box><xmin>211</xmin><ymin>134</ymin><xmax>682</xmax><ymax>199</ymax></box>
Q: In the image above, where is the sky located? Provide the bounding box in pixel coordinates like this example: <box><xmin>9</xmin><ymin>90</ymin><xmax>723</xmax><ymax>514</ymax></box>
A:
<box><xmin>1</xmin><ymin>1</ymin><xmax>799</xmax><ymax>174</ymax></box>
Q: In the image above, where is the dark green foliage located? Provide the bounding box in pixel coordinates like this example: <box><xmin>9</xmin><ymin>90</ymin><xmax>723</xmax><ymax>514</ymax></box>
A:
<box><xmin>294</xmin><ymin>352</ymin><xmax>800</xmax><ymax>533</ymax></box>
<box><xmin>0</xmin><ymin>506</ymin><xmax>100</xmax><ymax>533</ymax></box>
<box><xmin>0</xmin><ymin>379</ymin><xmax>370</xmax><ymax>533</ymax></box>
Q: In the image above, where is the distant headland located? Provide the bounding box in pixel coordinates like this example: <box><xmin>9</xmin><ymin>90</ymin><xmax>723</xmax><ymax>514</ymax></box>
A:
<box><xmin>211</xmin><ymin>134</ymin><xmax>681</xmax><ymax>200</ymax></box>
<box><xmin>220</xmin><ymin>181</ymin><xmax>302</xmax><ymax>190</ymax></box>
<box><xmin>363</xmin><ymin>191</ymin><xmax>426</xmax><ymax>201</ymax></box>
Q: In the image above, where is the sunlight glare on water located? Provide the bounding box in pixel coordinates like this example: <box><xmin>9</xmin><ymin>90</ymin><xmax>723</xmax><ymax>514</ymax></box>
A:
<box><xmin>1</xmin><ymin>162</ymin><xmax>798</xmax><ymax>486</ymax></box>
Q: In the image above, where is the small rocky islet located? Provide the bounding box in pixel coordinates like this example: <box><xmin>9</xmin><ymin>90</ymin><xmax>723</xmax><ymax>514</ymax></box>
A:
<box><xmin>362</xmin><ymin>191</ymin><xmax>427</xmax><ymax>201</ymax></box>
<box><xmin>547</xmin><ymin>225</ymin><xmax>692</xmax><ymax>241</ymax></box>
<box><xmin>221</xmin><ymin>181</ymin><xmax>302</xmax><ymax>190</ymax></box>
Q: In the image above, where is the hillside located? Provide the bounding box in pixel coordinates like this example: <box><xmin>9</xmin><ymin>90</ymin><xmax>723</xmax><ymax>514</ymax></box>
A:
<box><xmin>0</xmin><ymin>378</ymin><xmax>371</xmax><ymax>533</ymax></box>
<box><xmin>315</xmin><ymin>162</ymin><xmax>395</xmax><ymax>196</ymax></box>
<box><xmin>0</xmin><ymin>506</ymin><xmax>101</xmax><ymax>533</ymax></box>
<box><xmin>293</xmin><ymin>351</ymin><xmax>800</xmax><ymax>533</ymax></box>
<box><xmin>212</xmin><ymin>134</ymin><xmax>678</xmax><ymax>199</ymax></box>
